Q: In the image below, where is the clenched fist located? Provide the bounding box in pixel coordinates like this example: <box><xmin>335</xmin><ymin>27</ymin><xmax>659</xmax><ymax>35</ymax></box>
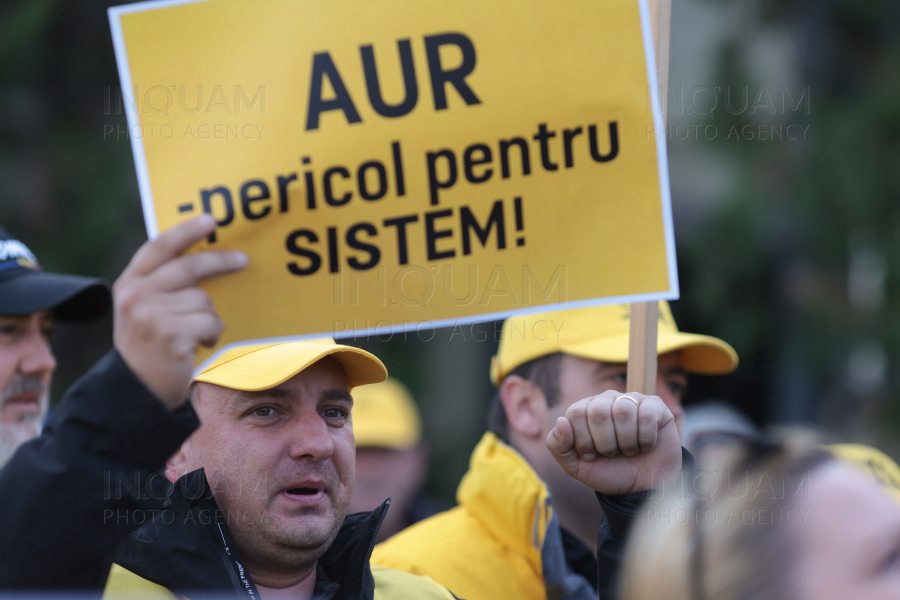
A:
<box><xmin>546</xmin><ymin>391</ymin><xmax>682</xmax><ymax>496</ymax></box>
<box><xmin>113</xmin><ymin>215</ymin><xmax>247</xmax><ymax>410</ymax></box>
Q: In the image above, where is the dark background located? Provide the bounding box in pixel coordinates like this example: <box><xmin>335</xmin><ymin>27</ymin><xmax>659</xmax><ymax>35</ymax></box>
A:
<box><xmin>2</xmin><ymin>0</ymin><xmax>899</xmax><ymax>503</ymax></box>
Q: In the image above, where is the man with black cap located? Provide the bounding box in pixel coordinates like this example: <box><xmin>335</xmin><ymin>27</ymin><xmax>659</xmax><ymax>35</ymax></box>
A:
<box><xmin>0</xmin><ymin>215</ymin><xmax>248</xmax><ymax>589</ymax></box>
<box><xmin>0</xmin><ymin>226</ymin><xmax>111</xmax><ymax>466</ymax></box>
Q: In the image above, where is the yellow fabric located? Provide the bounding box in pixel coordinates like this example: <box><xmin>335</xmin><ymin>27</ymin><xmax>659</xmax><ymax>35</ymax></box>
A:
<box><xmin>371</xmin><ymin>564</ymin><xmax>457</xmax><ymax>600</ymax></box>
<box><xmin>490</xmin><ymin>301</ymin><xmax>739</xmax><ymax>385</ymax></box>
<box><xmin>103</xmin><ymin>564</ymin><xmax>177</xmax><ymax>599</ymax></box>
<box><xmin>193</xmin><ymin>337</ymin><xmax>387</xmax><ymax>391</ymax></box>
<box><xmin>353</xmin><ymin>378</ymin><xmax>422</xmax><ymax>450</ymax></box>
<box><xmin>103</xmin><ymin>561</ymin><xmax>454</xmax><ymax>600</ymax></box>
<box><xmin>372</xmin><ymin>432</ymin><xmax>553</xmax><ymax>600</ymax></box>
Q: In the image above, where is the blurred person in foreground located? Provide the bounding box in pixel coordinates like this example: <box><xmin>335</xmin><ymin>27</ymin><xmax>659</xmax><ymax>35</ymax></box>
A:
<box><xmin>828</xmin><ymin>443</ymin><xmax>900</xmax><ymax>502</ymax></box>
<box><xmin>549</xmin><ymin>391</ymin><xmax>900</xmax><ymax>600</ymax></box>
<box><xmin>618</xmin><ymin>437</ymin><xmax>900</xmax><ymax>600</ymax></box>
<box><xmin>349</xmin><ymin>377</ymin><xmax>439</xmax><ymax>542</ymax></box>
<box><xmin>372</xmin><ymin>302</ymin><xmax>737</xmax><ymax>600</ymax></box>
<box><xmin>0</xmin><ymin>226</ymin><xmax>110</xmax><ymax>466</ymax></box>
<box><xmin>104</xmin><ymin>340</ymin><xmax>460</xmax><ymax>600</ymax></box>
<box><xmin>0</xmin><ymin>215</ymin><xmax>247</xmax><ymax>587</ymax></box>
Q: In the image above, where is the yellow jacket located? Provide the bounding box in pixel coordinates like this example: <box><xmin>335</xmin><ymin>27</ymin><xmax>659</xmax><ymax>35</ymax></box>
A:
<box><xmin>104</xmin><ymin>563</ymin><xmax>457</xmax><ymax>600</ymax></box>
<box><xmin>372</xmin><ymin>432</ymin><xmax>595</xmax><ymax>600</ymax></box>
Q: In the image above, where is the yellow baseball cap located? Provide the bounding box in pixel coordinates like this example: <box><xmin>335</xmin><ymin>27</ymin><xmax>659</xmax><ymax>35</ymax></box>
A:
<box><xmin>352</xmin><ymin>378</ymin><xmax>422</xmax><ymax>450</ymax></box>
<box><xmin>490</xmin><ymin>301</ymin><xmax>738</xmax><ymax>386</ymax></box>
<box><xmin>827</xmin><ymin>443</ymin><xmax>900</xmax><ymax>503</ymax></box>
<box><xmin>194</xmin><ymin>338</ymin><xmax>387</xmax><ymax>391</ymax></box>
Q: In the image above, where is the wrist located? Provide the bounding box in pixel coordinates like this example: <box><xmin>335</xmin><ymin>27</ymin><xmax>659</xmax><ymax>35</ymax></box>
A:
<box><xmin>115</xmin><ymin>345</ymin><xmax>188</xmax><ymax>411</ymax></box>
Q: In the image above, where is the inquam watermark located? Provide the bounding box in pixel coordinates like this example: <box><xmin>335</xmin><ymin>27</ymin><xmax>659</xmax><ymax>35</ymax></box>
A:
<box><xmin>331</xmin><ymin>264</ymin><xmax>567</xmax><ymax>311</ymax></box>
<box><xmin>641</xmin><ymin>467</ymin><xmax>814</xmax><ymax>525</ymax></box>
<box><xmin>647</xmin><ymin>467</ymin><xmax>812</xmax><ymax>502</ymax></box>
<box><xmin>102</xmin><ymin>469</ymin><xmax>273</xmax><ymax>526</ymax></box>
<box><xmin>646</xmin><ymin>84</ymin><xmax>811</xmax><ymax>142</ymax></box>
<box><xmin>103</xmin><ymin>470</ymin><xmax>269</xmax><ymax>502</ymax></box>
<box><xmin>102</xmin><ymin>84</ymin><xmax>267</xmax><ymax>141</ymax></box>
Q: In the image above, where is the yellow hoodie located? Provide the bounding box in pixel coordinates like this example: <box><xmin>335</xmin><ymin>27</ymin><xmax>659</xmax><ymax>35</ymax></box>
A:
<box><xmin>372</xmin><ymin>432</ymin><xmax>595</xmax><ymax>600</ymax></box>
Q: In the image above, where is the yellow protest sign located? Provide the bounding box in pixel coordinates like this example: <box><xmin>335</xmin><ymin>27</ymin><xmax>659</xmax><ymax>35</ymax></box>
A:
<box><xmin>109</xmin><ymin>0</ymin><xmax>677</xmax><ymax>367</ymax></box>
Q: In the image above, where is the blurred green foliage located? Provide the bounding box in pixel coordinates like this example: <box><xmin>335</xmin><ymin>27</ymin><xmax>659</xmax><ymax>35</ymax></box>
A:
<box><xmin>0</xmin><ymin>0</ymin><xmax>147</xmax><ymax>405</ymax></box>
<box><xmin>675</xmin><ymin>0</ymin><xmax>900</xmax><ymax>450</ymax></box>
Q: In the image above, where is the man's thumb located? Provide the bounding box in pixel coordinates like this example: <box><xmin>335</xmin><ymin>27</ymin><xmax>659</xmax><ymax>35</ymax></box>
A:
<box><xmin>546</xmin><ymin>417</ymin><xmax>579</xmax><ymax>473</ymax></box>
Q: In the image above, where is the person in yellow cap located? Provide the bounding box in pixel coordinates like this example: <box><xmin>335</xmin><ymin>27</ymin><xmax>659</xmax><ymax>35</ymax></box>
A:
<box><xmin>103</xmin><ymin>339</ymin><xmax>460</xmax><ymax>600</ymax></box>
<box><xmin>371</xmin><ymin>301</ymin><xmax>737</xmax><ymax>600</ymax></box>
<box><xmin>349</xmin><ymin>378</ymin><xmax>439</xmax><ymax>543</ymax></box>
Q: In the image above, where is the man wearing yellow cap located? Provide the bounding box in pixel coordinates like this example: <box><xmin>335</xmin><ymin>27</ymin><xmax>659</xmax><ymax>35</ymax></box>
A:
<box><xmin>372</xmin><ymin>302</ymin><xmax>737</xmax><ymax>600</ymax></box>
<box><xmin>103</xmin><ymin>339</ymin><xmax>459</xmax><ymax>600</ymax></box>
<box><xmin>350</xmin><ymin>378</ymin><xmax>437</xmax><ymax>542</ymax></box>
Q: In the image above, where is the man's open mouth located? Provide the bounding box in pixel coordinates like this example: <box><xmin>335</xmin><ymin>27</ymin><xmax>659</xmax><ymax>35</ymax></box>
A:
<box><xmin>285</xmin><ymin>488</ymin><xmax>320</xmax><ymax>496</ymax></box>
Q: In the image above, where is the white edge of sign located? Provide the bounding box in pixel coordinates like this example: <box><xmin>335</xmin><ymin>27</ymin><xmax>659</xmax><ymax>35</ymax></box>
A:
<box><xmin>637</xmin><ymin>0</ymin><xmax>680</xmax><ymax>301</ymax></box>
<box><xmin>192</xmin><ymin>288</ymin><xmax>679</xmax><ymax>376</ymax></box>
<box><xmin>108</xmin><ymin>0</ymin><xmax>213</xmax><ymax>240</ymax></box>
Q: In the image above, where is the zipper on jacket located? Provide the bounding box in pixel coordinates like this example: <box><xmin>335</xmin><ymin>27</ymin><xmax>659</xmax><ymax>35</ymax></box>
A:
<box><xmin>359</xmin><ymin>498</ymin><xmax>391</xmax><ymax>600</ymax></box>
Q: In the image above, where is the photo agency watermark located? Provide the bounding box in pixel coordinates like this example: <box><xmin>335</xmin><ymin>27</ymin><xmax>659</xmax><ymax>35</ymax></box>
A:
<box><xmin>102</xmin><ymin>470</ymin><xmax>270</xmax><ymax>525</ymax></box>
<box><xmin>646</xmin><ymin>506</ymin><xmax>810</xmax><ymax>525</ymax></box>
<box><xmin>102</xmin><ymin>507</ymin><xmax>269</xmax><ymax>527</ymax></box>
<box><xmin>644</xmin><ymin>467</ymin><xmax>813</xmax><ymax>525</ymax></box>
<box><xmin>102</xmin><ymin>84</ymin><xmax>267</xmax><ymax>141</ymax></box>
<box><xmin>646</xmin><ymin>84</ymin><xmax>811</xmax><ymax>142</ymax></box>
<box><xmin>330</xmin><ymin>262</ymin><xmax>569</xmax><ymax>342</ymax></box>
<box><xmin>333</xmin><ymin>315</ymin><xmax>568</xmax><ymax>343</ymax></box>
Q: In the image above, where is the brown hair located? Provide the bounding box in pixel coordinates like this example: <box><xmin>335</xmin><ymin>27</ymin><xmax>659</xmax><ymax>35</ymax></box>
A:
<box><xmin>487</xmin><ymin>353</ymin><xmax>563</xmax><ymax>441</ymax></box>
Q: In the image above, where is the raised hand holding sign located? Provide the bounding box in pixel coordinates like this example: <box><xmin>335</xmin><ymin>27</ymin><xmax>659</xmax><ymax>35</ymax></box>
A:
<box><xmin>113</xmin><ymin>215</ymin><xmax>248</xmax><ymax>409</ymax></box>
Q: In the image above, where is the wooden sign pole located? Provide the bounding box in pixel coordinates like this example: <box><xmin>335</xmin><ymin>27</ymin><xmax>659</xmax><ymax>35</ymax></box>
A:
<box><xmin>626</xmin><ymin>0</ymin><xmax>671</xmax><ymax>395</ymax></box>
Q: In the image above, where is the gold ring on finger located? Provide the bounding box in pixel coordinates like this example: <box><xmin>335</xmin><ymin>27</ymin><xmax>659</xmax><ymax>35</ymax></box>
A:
<box><xmin>615</xmin><ymin>394</ymin><xmax>639</xmax><ymax>407</ymax></box>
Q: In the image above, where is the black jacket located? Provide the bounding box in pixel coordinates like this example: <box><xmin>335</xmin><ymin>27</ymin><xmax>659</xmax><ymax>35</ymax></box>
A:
<box><xmin>114</xmin><ymin>468</ymin><xmax>397</xmax><ymax>600</ymax></box>
<box><xmin>0</xmin><ymin>350</ymin><xmax>199</xmax><ymax>589</ymax></box>
<box><xmin>595</xmin><ymin>448</ymin><xmax>695</xmax><ymax>600</ymax></box>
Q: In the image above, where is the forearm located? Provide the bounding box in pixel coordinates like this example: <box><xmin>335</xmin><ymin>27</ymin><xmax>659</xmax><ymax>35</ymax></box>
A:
<box><xmin>0</xmin><ymin>349</ymin><xmax>198</xmax><ymax>588</ymax></box>
<box><xmin>595</xmin><ymin>447</ymin><xmax>695</xmax><ymax>599</ymax></box>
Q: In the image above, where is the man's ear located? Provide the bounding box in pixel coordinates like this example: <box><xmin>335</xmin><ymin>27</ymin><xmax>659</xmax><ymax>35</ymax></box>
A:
<box><xmin>165</xmin><ymin>445</ymin><xmax>190</xmax><ymax>483</ymax></box>
<box><xmin>500</xmin><ymin>375</ymin><xmax>547</xmax><ymax>440</ymax></box>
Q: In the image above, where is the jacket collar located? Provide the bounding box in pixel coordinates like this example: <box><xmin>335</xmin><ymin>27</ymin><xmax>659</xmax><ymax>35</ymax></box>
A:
<box><xmin>456</xmin><ymin>432</ymin><xmax>552</xmax><ymax>574</ymax></box>
<box><xmin>115</xmin><ymin>468</ymin><xmax>389</xmax><ymax>600</ymax></box>
<box><xmin>319</xmin><ymin>498</ymin><xmax>390</xmax><ymax>599</ymax></box>
<box><xmin>457</xmin><ymin>434</ymin><xmax>596</xmax><ymax>599</ymax></box>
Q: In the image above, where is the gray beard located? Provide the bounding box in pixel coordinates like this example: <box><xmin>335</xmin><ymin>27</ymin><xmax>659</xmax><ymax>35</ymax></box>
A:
<box><xmin>0</xmin><ymin>422</ymin><xmax>39</xmax><ymax>468</ymax></box>
<box><xmin>0</xmin><ymin>373</ymin><xmax>48</xmax><ymax>467</ymax></box>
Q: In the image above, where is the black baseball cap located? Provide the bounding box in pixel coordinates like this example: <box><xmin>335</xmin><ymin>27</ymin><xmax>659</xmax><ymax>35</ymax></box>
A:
<box><xmin>0</xmin><ymin>227</ymin><xmax>111</xmax><ymax>321</ymax></box>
